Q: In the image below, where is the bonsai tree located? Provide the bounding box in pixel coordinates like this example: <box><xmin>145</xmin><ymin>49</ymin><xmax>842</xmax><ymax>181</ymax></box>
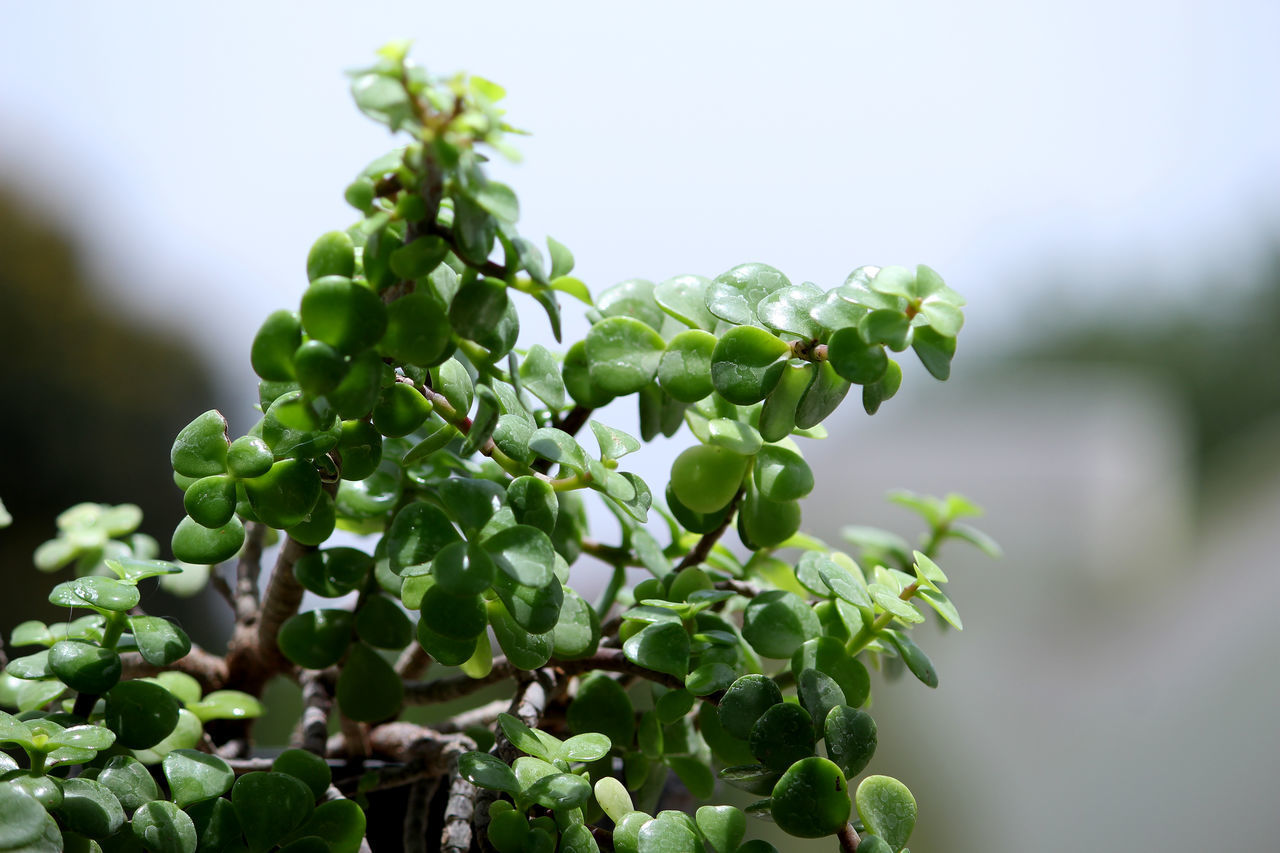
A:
<box><xmin>0</xmin><ymin>44</ymin><xmax>998</xmax><ymax>853</ymax></box>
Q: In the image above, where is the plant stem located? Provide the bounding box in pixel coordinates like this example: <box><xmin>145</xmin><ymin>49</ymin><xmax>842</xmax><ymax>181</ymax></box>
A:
<box><xmin>674</xmin><ymin>488</ymin><xmax>745</xmax><ymax>571</ymax></box>
<box><xmin>837</xmin><ymin>822</ymin><xmax>861</xmax><ymax>852</ymax></box>
<box><xmin>847</xmin><ymin>580</ymin><xmax>921</xmax><ymax>655</ymax></box>
<box><xmin>595</xmin><ymin>564</ymin><xmax>628</xmax><ymax>620</ymax></box>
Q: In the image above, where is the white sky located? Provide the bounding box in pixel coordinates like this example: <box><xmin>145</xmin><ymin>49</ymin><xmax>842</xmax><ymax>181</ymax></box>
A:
<box><xmin>1</xmin><ymin>0</ymin><xmax>1277</xmax><ymax>394</ymax></box>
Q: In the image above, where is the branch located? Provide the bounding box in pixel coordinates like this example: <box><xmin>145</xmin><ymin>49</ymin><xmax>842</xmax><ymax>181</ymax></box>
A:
<box><xmin>714</xmin><ymin>579</ymin><xmax>761</xmax><ymax>598</ymax></box>
<box><xmin>404</xmin><ymin>649</ymin><xmax>688</xmax><ymax>706</ymax></box>
<box><xmin>404</xmin><ymin>777</ymin><xmax>441</xmax><ymax>853</ymax></box>
<box><xmin>674</xmin><ymin>488</ymin><xmax>744</xmax><ymax>572</ymax></box>
<box><xmin>440</xmin><ymin>768</ymin><xmax>477</xmax><ymax>853</ymax></box>
<box><xmin>838</xmin><ymin>822</ymin><xmax>861</xmax><ymax>852</ymax></box>
<box><xmin>119</xmin><ymin>643</ymin><xmax>228</xmax><ymax>692</ymax></box>
<box><xmin>395</xmin><ymin>643</ymin><xmax>433</xmax><ymax>681</ymax></box>
<box><xmin>292</xmin><ymin>669</ymin><xmax>334</xmax><ymax>755</ymax></box>
<box><xmin>255</xmin><ymin>536</ymin><xmax>312</xmax><ymax>664</ymax></box>
<box><xmin>426</xmin><ymin>222</ymin><xmax>509</xmax><ymax>280</ymax></box>
<box><xmin>554</xmin><ymin>405</ymin><xmax>593</xmax><ymax>439</ymax></box>
<box><xmin>234</xmin><ymin>521</ymin><xmax>266</xmax><ymax>623</ymax></box>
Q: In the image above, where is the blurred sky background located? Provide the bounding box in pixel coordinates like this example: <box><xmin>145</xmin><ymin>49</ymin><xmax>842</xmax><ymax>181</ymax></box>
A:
<box><xmin>2</xmin><ymin>2</ymin><xmax>1279</xmax><ymax>850</ymax></box>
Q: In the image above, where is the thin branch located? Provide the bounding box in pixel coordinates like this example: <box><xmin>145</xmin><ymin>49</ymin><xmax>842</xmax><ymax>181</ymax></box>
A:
<box><xmin>208</xmin><ymin>570</ymin><xmax>236</xmax><ymax>613</ymax></box>
<box><xmin>714</xmin><ymin>579</ymin><xmax>761</xmax><ymax>598</ymax></box>
<box><xmin>431</xmin><ymin>699</ymin><xmax>507</xmax><ymax>734</ymax></box>
<box><xmin>255</xmin><ymin>535</ymin><xmax>312</xmax><ymax>664</ymax></box>
<box><xmin>440</xmin><ymin>768</ymin><xmax>477</xmax><ymax>853</ymax></box>
<box><xmin>404</xmin><ymin>649</ymin><xmax>688</xmax><ymax>706</ymax></box>
<box><xmin>235</xmin><ymin>521</ymin><xmax>266</xmax><ymax>622</ymax></box>
<box><xmin>554</xmin><ymin>405</ymin><xmax>593</xmax><ymax>439</ymax></box>
<box><xmin>292</xmin><ymin>669</ymin><xmax>334</xmax><ymax>755</ymax></box>
<box><xmin>426</xmin><ymin>221</ymin><xmax>509</xmax><ymax>280</ymax></box>
<box><xmin>838</xmin><ymin>822</ymin><xmax>861</xmax><ymax>852</ymax></box>
<box><xmin>674</xmin><ymin>488</ymin><xmax>744</xmax><ymax>572</ymax></box>
<box><xmin>472</xmin><ymin>670</ymin><xmax>555</xmax><ymax>847</ymax></box>
<box><xmin>119</xmin><ymin>644</ymin><xmax>228</xmax><ymax>692</ymax></box>
<box><xmin>395</xmin><ymin>643</ymin><xmax>433</xmax><ymax>681</ymax></box>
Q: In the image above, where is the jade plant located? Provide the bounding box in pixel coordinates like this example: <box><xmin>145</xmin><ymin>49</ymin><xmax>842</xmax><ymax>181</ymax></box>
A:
<box><xmin>0</xmin><ymin>44</ymin><xmax>999</xmax><ymax>853</ymax></box>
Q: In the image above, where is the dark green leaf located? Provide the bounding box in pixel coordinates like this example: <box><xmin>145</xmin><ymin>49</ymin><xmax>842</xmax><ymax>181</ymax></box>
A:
<box><xmin>623</xmin><ymin>622</ymin><xmax>690</xmax><ymax>680</ymax></box>
<box><xmin>706</xmin><ymin>263</ymin><xmax>792</xmax><ymax>327</ymax></box>
<box><xmin>769</xmin><ymin>757</ymin><xmax>850</xmax><ymax>838</ymax></box>
<box><xmin>104</xmin><ymin>680</ymin><xmax>180</xmax><ymax>750</ymax></box>
<box><xmin>232</xmin><ymin>771</ymin><xmax>314</xmax><ymax>853</ymax></box>
<box><xmin>586</xmin><ymin>317</ymin><xmax>667</xmax><ymax>396</ymax></box>
<box><xmin>710</xmin><ymin>325</ymin><xmax>789</xmax><ymax>405</ymax></box>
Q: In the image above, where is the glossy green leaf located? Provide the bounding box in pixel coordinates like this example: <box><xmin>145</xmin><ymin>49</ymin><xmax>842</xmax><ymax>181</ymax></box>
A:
<box><xmin>684</xmin><ymin>662</ymin><xmax>736</xmax><ymax>696</ymax></box>
<box><xmin>487</xmin><ymin>808</ymin><xmax>531</xmax><ymax>853</ymax></box>
<box><xmin>182</xmin><ymin>475</ymin><xmax>237</xmax><ymax>530</ymax></box>
<box><xmin>623</xmin><ymin>621</ymin><xmax>690</xmax><ymax>679</ymax></box>
<box><xmin>757</xmin><ymin>283</ymin><xmax>823</xmax><ymax>339</ymax></box>
<box><xmin>528</xmin><ymin>427</ymin><xmax>588</xmax><ymax>473</ymax></box>
<box><xmin>668</xmin><ymin>445</ymin><xmax>747</xmax><ymax>515</ymax></box>
<box><xmin>232</xmin><ymin>771</ymin><xmax>315</xmax><ymax>853</ymax></box>
<box><xmin>419</xmin><ymin>584</ymin><xmax>488</xmax><ymax>640</ymax></box>
<box><xmin>380</xmin><ymin>291</ymin><xmax>453</xmax><ymax>366</ymax></box>
<box><xmin>48</xmin><ymin>640</ymin><xmax>121</xmax><ymax>694</ymax></box>
<box><xmin>769</xmin><ymin>756</ymin><xmax>851</xmax><ymax>838</ymax></box>
<box><xmin>516</xmin><ymin>344</ymin><xmax>566</xmax><ymax>410</ymax></box>
<box><xmin>449</xmin><ymin>277</ymin><xmax>509</xmax><ymax>342</ymax></box>
<box><xmin>97</xmin><ymin>755</ymin><xmax>160</xmax><ymax>812</ymax></box>
<box><xmin>414</xmin><ymin>619</ymin><xmax>477</xmax><ymax>667</ymax></box>
<box><xmin>862</xmin><ymin>359</ymin><xmax>902</xmax><ymax>415</ymax></box>
<box><xmin>294</xmin><ymin>547</ymin><xmax>372</xmax><ymax>598</ymax></box>
<box><xmin>483</xmin><ymin>523</ymin><xmax>556</xmax><ymax>588</ymax></box>
<box><xmin>552</xmin><ymin>588</ymin><xmax>600</xmax><ymax>660</ymax></box>
<box><xmin>6</xmin><ymin>650</ymin><xmax>51</xmax><ymax>681</ymax></box>
<box><xmin>265</xmin><ymin>749</ymin><xmax>330</xmax><ymax>800</ymax></box>
<box><xmin>710</xmin><ymin>325</ymin><xmax>790</xmax><ymax>405</ymax></box>
<box><xmin>487</xmin><ymin>599</ymin><xmax>554</xmax><ymax>670</ymax></box>
<box><xmin>695</xmin><ymin>805</ymin><xmax>746</xmax><ymax>853</ymax></box>
<box><xmin>560</xmin><ymin>732</ymin><xmax>611</xmax><ymax>762</ymax></box>
<box><xmin>0</xmin><ymin>782</ymin><xmax>52</xmax><ymax>848</ymax></box>
<box><xmin>277</xmin><ymin>609</ymin><xmax>354</xmax><ymax>670</ymax></box>
<box><xmin>911</xmin><ymin>326</ymin><xmax>956</xmax><ymax>380</ymax></box>
<box><xmin>856</xmin><ymin>775</ymin><xmax>916</xmax><ymax>851</ymax></box>
<box><xmin>387</xmin><ymin>503</ymin><xmax>462</xmax><ymax>573</ymax></box>
<box><xmin>738</xmin><ymin>485</ymin><xmax>802</xmax><ymax>549</ymax></box>
<box><xmin>459</xmin><ymin>751</ymin><xmax>520</xmax><ymax>795</ymax></box>
<box><xmin>188</xmin><ymin>690</ymin><xmax>263</xmax><ymax>722</ymax></box>
<box><xmin>637</xmin><ymin>810</ymin><xmax>701</xmax><ymax>853</ymax></box>
<box><xmin>241</xmin><ymin>458</ymin><xmax>322</xmax><ymax>530</ymax></box>
<box><xmin>749</xmin><ymin>702</ymin><xmax>815</xmax><ymax>771</ymax></box>
<box><xmin>49</xmin><ymin>576</ymin><xmax>141</xmax><ymax>613</ymax></box>
<box><xmin>612</xmin><ymin>811</ymin><xmax>652</xmax><ymax>853</ymax></box>
<box><xmin>159</xmin><ymin>751</ymin><xmax>233</xmax><ymax>811</ymax></box>
<box><xmin>104</xmin><ymin>680</ymin><xmax>180</xmax><ymax>750</ymax></box>
<box><xmin>754</xmin><ymin>445</ymin><xmax>814</xmax><ymax>501</ymax></box>
<box><xmin>657</xmin><ymin>329</ymin><xmax>716</xmax><ymax>403</ymax></box>
<box><xmin>883</xmin><ymin>630</ymin><xmax>938</xmax><ymax>688</ymax></box>
<box><xmin>826</xmin><ymin>326</ymin><xmax>888</xmax><ymax>385</ymax></box>
<box><xmin>131</xmin><ymin>800</ymin><xmax>198</xmax><ymax>853</ymax></box>
<box><xmin>295</xmin><ymin>799</ymin><xmax>366</xmax><ymax>853</ymax></box>
<box><xmin>758</xmin><ymin>361</ymin><xmax>815</xmax><ymax>442</ymax></box>
<box><xmin>795</xmin><ymin>360</ymin><xmax>851</xmax><ymax>429</ymax></box>
<box><xmin>261</xmin><ymin>391</ymin><xmax>342</xmax><ymax>459</ymax></box>
<box><xmin>654</xmin><ymin>274</ymin><xmax>717</xmax><ymax>331</ymax></box>
<box><xmin>497</xmin><ymin>713</ymin><xmax>558</xmax><ymax>762</ymax></box>
<box><xmin>717</xmin><ymin>674</ymin><xmax>783</xmax><ymax>741</ymax></box>
<box><xmin>171</xmin><ymin>410</ymin><xmax>229</xmax><ymax>478</ymax></box>
<box><xmin>58</xmin><ymin>777</ymin><xmax>125</xmax><ymax>840</ymax></box>
<box><xmin>706</xmin><ymin>263</ymin><xmax>791</xmax><ymax>327</ymax></box>
<box><xmin>742</xmin><ymin>590</ymin><xmax>820</xmax><ymax>660</ymax></box>
<box><xmin>797</xmin><ymin>667</ymin><xmax>846</xmax><ymax>731</ymax></box>
<box><xmin>824</xmin><ymin>705</ymin><xmax>877</xmax><ymax>779</ymax></box>
<box><xmin>586</xmin><ymin>316</ymin><xmax>666</xmax><ymax>396</ymax></box>
<box><xmin>526</xmin><ymin>772</ymin><xmax>592</xmax><ymax>810</ymax></box>
<box><xmin>129</xmin><ymin>617</ymin><xmax>191</xmax><ymax>667</ymax></box>
<box><xmin>300</xmin><ymin>276</ymin><xmax>386</xmax><ymax>354</ymax></box>
<box><xmin>306</xmin><ymin>230</ymin><xmax>355</xmax><ymax>281</ymax></box>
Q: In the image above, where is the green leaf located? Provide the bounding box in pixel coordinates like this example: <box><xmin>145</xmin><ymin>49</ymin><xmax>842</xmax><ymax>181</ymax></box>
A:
<box><xmin>307</xmin><ymin>230</ymin><xmax>356</xmax><ymax>281</ymax></box>
<box><xmin>595</xmin><ymin>278</ymin><xmax>664</xmax><ymax>330</ymax></box>
<box><xmin>170</xmin><ymin>515</ymin><xmax>245</xmax><ymax>566</ymax></box>
<box><xmin>171</xmin><ymin>410</ymin><xmax>229</xmax><ymax>478</ymax></box>
<box><xmin>585</xmin><ymin>316</ymin><xmax>667</xmax><ymax>396</ymax></box>
<box><xmin>862</xmin><ymin>359</ymin><xmax>902</xmax><ymax>415</ymax></box>
<box><xmin>278</xmin><ymin>609</ymin><xmax>353</xmax><ymax>670</ymax></box>
<box><xmin>669</xmin><ymin>445</ymin><xmax>747</xmax><ymax>515</ymax></box>
<box><xmin>706</xmin><ymin>418</ymin><xmax>762</xmax><ymax>456</ymax></box>
<box><xmin>188</xmin><ymin>690</ymin><xmax>264</xmax><ymax>722</ymax></box>
<box><xmin>380</xmin><ymin>291</ymin><xmax>453</xmax><ymax>366</ymax></box>
<box><xmin>657</xmin><ymin>329</ymin><xmax>717</xmax><ymax>403</ymax></box>
<box><xmin>415</xmin><ymin>619</ymin><xmax>478</xmax><ymax>667</ymax></box>
<box><xmin>769</xmin><ymin>756</ymin><xmax>851</xmax><ymax>838</ymax></box>
<box><xmin>48</xmin><ymin>576</ymin><xmax>141</xmax><ymax>613</ymax></box>
<box><xmin>526</xmin><ymin>772</ymin><xmax>592</xmax><ymax>811</ymax></box>
<box><xmin>131</xmin><ymin>800</ymin><xmax>199</xmax><ymax>853</ymax></box>
<box><xmin>551</xmin><ymin>588</ymin><xmax>600</xmax><ymax>660</ymax></box>
<box><xmin>294</xmin><ymin>799</ymin><xmax>366</xmax><ymax>853</ymax></box>
<box><xmin>483</xmin><ymin>524</ymin><xmax>556</xmax><ymax>587</ymax></box>
<box><xmin>184</xmin><ymin>799</ymin><xmax>242</xmax><ymax>853</ymax></box>
<box><xmin>498</xmin><ymin>712</ymin><xmax>558</xmax><ymax>762</ymax></box>
<box><xmin>130</xmin><ymin>617</ymin><xmax>192</xmax><ymax>667</ymax></box>
<box><xmin>528</xmin><ymin>427</ymin><xmax>588</xmax><ymax>473</ymax></box>
<box><xmin>654</xmin><ymin>274</ymin><xmax>717</xmax><ymax>331</ymax></box>
<box><xmin>351</xmin><ymin>73</ymin><xmax>413</xmax><ymax>129</ymax></box>
<box><xmin>300</xmin><ymin>276</ymin><xmax>387</xmax><ymax>354</ymax></box>
<box><xmin>336</xmin><ymin>642</ymin><xmax>402</xmax><ymax>723</ymax></box>
<box><xmin>105</xmin><ymin>680</ymin><xmax>180</xmax><ymax>750</ymax></box>
<box><xmin>105</xmin><ymin>558</ymin><xmax>184</xmax><ymax>583</ymax></box>
<box><xmin>867</xmin><ymin>265</ymin><xmax>920</xmax><ymax>299</ymax></box>
<box><xmin>855</xmin><ymin>775</ymin><xmax>917</xmax><ymax>851</ymax></box>
<box><xmin>58</xmin><ymin>777</ymin><xmax>126</xmax><ymax>840</ymax></box>
<box><xmin>567</xmin><ymin>672</ymin><xmax>634</xmax><ymax>747</ymax></box>
<box><xmin>182</xmin><ymin>475</ymin><xmax>238</xmax><ymax>529</ymax></box>
<box><xmin>710</xmin><ymin>325</ymin><xmax>789</xmax><ymax>405</ymax></box>
<box><xmin>637</xmin><ymin>810</ymin><xmax>701</xmax><ymax>853</ymax></box>
<box><xmin>717</xmin><ymin>675</ymin><xmax>783</xmax><ymax>741</ymax></box>
<box><xmin>826</xmin><ymin>326</ymin><xmax>888</xmax><ymax>385</ymax></box>
<box><xmin>487</xmin><ymin>599</ymin><xmax>554</xmax><ymax>670</ymax></box>
<box><xmin>163</xmin><ymin>749</ymin><xmax>234</xmax><ymax>808</ymax></box>
<box><xmin>757</xmin><ymin>283</ymin><xmax>824</xmax><ymax>339</ymax></box>
<box><xmin>98</xmin><ymin>755</ymin><xmax>160</xmax><ymax>812</ymax></box>
<box><xmin>518</xmin><ymin>344</ymin><xmax>567</xmax><ymax>410</ymax></box>
<box><xmin>825</xmin><ymin>705</ymin><xmax>877</xmax><ymax>778</ymax></box>
<box><xmin>232</xmin><ymin>771</ymin><xmax>315</xmax><ymax>853</ymax></box>
<box><xmin>294</xmin><ymin>548</ymin><xmax>372</xmax><ymax>598</ymax></box>
<box><xmin>695</xmin><ymin>805</ymin><xmax>746</xmax><ymax>853</ymax></box>
<box><xmin>667</xmin><ymin>755</ymin><xmax>715</xmax><ymax>799</ymax></box>
<box><xmin>883</xmin><ymin>630</ymin><xmax>938</xmax><ymax>688</ymax></box>
<box><xmin>797</xmin><ymin>668</ymin><xmax>846</xmax><ymax>731</ymax></box>
<box><xmin>0</xmin><ymin>782</ymin><xmax>51</xmax><ymax>848</ymax></box>
<box><xmin>387</xmin><ymin>503</ymin><xmax>462</xmax><ymax>573</ymax></box>
<box><xmin>758</xmin><ymin>361</ymin><xmax>815</xmax><ymax>443</ymax></box>
<box><xmin>742</xmin><ymin>590</ymin><xmax>820</xmax><ymax>659</ymax></box>
<box><xmin>795</xmin><ymin>360</ymin><xmax>851</xmax><ymax>429</ymax></box>
<box><xmin>911</xmin><ymin>326</ymin><xmax>956</xmax><ymax>380</ymax></box>
<box><xmin>270</xmin><ymin>748</ymin><xmax>331</xmax><ymax>799</ymax></box>
<box><xmin>623</xmin><ymin>621</ymin><xmax>690</xmax><ymax>679</ymax></box>
<box><xmin>706</xmin><ymin>263</ymin><xmax>791</xmax><ymax>327</ymax></box>
<box><xmin>684</xmin><ymin>662</ymin><xmax>736</xmax><ymax>697</ymax></box>
<box><xmin>754</xmin><ymin>445</ymin><xmax>814</xmax><ymax>502</ymax></box>
<box><xmin>547</xmin><ymin>236</ymin><xmax>575</xmax><ymax>279</ymax></box>
<box><xmin>6</xmin><ymin>650</ymin><xmax>51</xmax><ymax>680</ymax></box>
<box><xmin>459</xmin><ymin>751</ymin><xmax>520</xmax><ymax>795</ymax></box>
<box><xmin>561</xmin><ymin>732</ymin><xmax>611</xmax><ymax>762</ymax></box>
<box><xmin>507</xmin><ymin>477</ymin><xmax>558</xmax><ymax>536</ymax></box>
<box><xmin>48</xmin><ymin>640</ymin><xmax>122</xmax><ymax>694</ymax></box>
<box><xmin>947</xmin><ymin>521</ymin><xmax>1003</xmax><ymax>558</ymax></box>
<box><xmin>355</xmin><ymin>594</ymin><xmax>413</xmax><ymax>649</ymax></box>
<box><xmin>450</xmin><ymin>277</ymin><xmax>509</xmax><ymax>341</ymax></box>
<box><xmin>749</xmin><ymin>702</ymin><xmax>814</xmax><ymax>771</ymax></box>
<box><xmin>589</xmin><ymin>420</ymin><xmax>641</xmax><ymax>461</ymax></box>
